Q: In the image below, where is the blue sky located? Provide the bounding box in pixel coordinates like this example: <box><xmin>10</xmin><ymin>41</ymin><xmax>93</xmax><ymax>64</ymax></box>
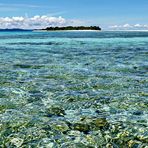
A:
<box><xmin>0</xmin><ymin>0</ymin><xmax>148</xmax><ymax>29</ymax></box>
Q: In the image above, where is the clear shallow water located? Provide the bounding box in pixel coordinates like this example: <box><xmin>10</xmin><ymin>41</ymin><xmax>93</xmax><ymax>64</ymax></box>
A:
<box><xmin>0</xmin><ymin>31</ymin><xmax>148</xmax><ymax>147</ymax></box>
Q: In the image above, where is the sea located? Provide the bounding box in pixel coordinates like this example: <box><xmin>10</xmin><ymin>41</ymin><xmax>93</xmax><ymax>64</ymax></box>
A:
<box><xmin>0</xmin><ymin>31</ymin><xmax>147</xmax><ymax>147</ymax></box>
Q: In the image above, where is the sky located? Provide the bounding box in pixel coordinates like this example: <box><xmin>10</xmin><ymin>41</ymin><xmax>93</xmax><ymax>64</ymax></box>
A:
<box><xmin>0</xmin><ymin>0</ymin><xmax>148</xmax><ymax>30</ymax></box>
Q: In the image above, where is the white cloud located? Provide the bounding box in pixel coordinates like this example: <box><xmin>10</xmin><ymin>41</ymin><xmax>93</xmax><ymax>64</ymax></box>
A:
<box><xmin>109</xmin><ymin>23</ymin><xmax>148</xmax><ymax>30</ymax></box>
<box><xmin>134</xmin><ymin>24</ymin><xmax>141</xmax><ymax>27</ymax></box>
<box><xmin>0</xmin><ymin>15</ymin><xmax>86</xmax><ymax>29</ymax></box>
<box><xmin>123</xmin><ymin>24</ymin><xmax>132</xmax><ymax>28</ymax></box>
<box><xmin>0</xmin><ymin>15</ymin><xmax>69</xmax><ymax>29</ymax></box>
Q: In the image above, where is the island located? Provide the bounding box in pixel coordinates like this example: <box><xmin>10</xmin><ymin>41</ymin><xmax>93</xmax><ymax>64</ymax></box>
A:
<box><xmin>37</xmin><ymin>26</ymin><xmax>101</xmax><ymax>31</ymax></box>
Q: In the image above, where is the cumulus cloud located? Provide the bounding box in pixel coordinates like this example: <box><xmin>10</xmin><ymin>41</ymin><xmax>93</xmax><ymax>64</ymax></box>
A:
<box><xmin>109</xmin><ymin>23</ymin><xmax>148</xmax><ymax>30</ymax></box>
<box><xmin>0</xmin><ymin>15</ymin><xmax>69</xmax><ymax>29</ymax></box>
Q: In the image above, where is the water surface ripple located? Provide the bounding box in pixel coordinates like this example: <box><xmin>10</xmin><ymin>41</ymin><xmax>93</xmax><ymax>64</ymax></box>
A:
<box><xmin>0</xmin><ymin>31</ymin><xmax>148</xmax><ymax>147</ymax></box>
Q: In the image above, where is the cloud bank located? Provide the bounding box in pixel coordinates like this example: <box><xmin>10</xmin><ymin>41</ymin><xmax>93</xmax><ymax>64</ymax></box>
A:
<box><xmin>0</xmin><ymin>15</ymin><xmax>79</xmax><ymax>29</ymax></box>
<box><xmin>109</xmin><ymin>24</ymin><xmax>148</xmax><ymax>30</ymax></box>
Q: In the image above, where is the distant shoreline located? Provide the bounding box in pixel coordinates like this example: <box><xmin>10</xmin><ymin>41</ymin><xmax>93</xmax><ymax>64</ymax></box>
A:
<box><xmin>33</xmin><ymin>30</ymin><xmax>101</xmax><ymax>32</ymax></box>
<box><xmin>35</xmin><ymin>26</ymin><xmax>101</xmax><ymax>32</ymax></box>
<box><xmin>0</xmin><ymin>29</ymin><xmax>148</xmax><ymax>32</ymax></box>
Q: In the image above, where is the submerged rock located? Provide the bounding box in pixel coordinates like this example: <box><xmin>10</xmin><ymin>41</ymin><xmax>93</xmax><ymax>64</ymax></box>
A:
<box><xmin>72</xmin><ymin>117</ymin><xmax>109</xmax><ymax>134</ymax></box>
<box><xmin>128</xmin><ymin>140</ymin><xmax>141</xmax><ymax>148</ymax></box>
<box><xmin>133</xmin><ymin>111</ymin><xmax>143</xmax><ymax>115</ymax></box>
<box><xmin>0</xmin><ymin>105</ymin><xmax>6</xmax><ymax>113</ymax></box>
<box><xmin>10</xmin><ymin>138</ymin><xmax>24</xmax><ymax>147</ymax></box>
<box><xmin>73</xmin><ymin>123</ymin><xmax>90</xmax><ymax>133</ymax></box>
<box><xmin>50</xmin><ymin>122</ymin><xmax>69</xmax><ymax>133</ymax></box>
<box><xmin>46</xmin><ymin>106</ymin><xmax>66</xmax><ymax>117</ymax></box>
<box><xmin>106</xmin><ymin>143</ymin><xmax>114</xmax><ymax>148</ymax></box>
<box><xmin>93</xmin><ymin>118</ymin><xmax>108</xmax><ymax>128</ymax></box>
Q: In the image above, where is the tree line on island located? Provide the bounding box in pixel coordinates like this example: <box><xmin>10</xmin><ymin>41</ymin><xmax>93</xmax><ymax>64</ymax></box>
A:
<box><xmin>41</xmin><ymin>26</ymin><xmax>101</xmax><ymax>31</ymax></box>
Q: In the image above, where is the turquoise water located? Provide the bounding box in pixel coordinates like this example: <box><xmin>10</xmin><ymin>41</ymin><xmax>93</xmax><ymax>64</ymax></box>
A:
<box><xmin>0</xmin><ymin>31</ymin><xmax>148</xmax><ymax>147</ymax></box>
